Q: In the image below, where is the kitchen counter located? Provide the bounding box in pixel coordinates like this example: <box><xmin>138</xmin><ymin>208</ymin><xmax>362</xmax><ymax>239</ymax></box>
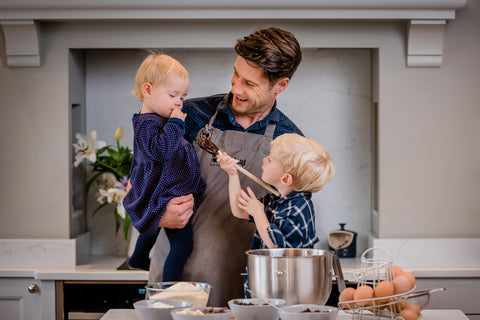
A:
<box><xmin>1</xmin><ymin>255</ymin><xmax>479</xmax><ymax>281</ymax></box>
<box><xmin>99</xmin><ymin>308</ymin><xmax>470</xmax><ymax>320</ymax></box>
<box><xmin>0</xmin><ymin>256</ymin><xmax>148</xmax><ymax>281</ymax></box>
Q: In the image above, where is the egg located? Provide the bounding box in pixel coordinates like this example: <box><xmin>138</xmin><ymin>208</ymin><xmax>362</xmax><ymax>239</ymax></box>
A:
<box><xmin>398</xmin><ymin>308</ymin><xmax>419</xmax><ymax>320</ymax></box>
<box><xmin>386</xmin><ymin>265</ymin><xmax>404</xmax><ymax>279</ymax></box>
<box><xmin>373</xmin><ymin>280</ymin><xmax>394</xmax><ymax>304</ymax></box>
<box><xmin>405</xmin><ymin>303</ymin><xmax>421</xmax><ymax>316</ymax></box>
<box><xmin>339</xmin><ymin>287</ymin><xmax>356</xmax><ymax>309</ymax></box>
<box><xmin>401</xmin><ymin>271</ymin><xmax>416</xmax><ymax>289</ymax></box>
<box><xmin>353</xmin><ymin>285</ymin><xmax>374</xmax><ymax>306</ymax></box>
<box><xmin>392</xmin><ymin>274</ymin><xmax>411</xmax><ymax>294</ymax></box>
<box><xmin>390</xmin><ymin>300</ymin><xmax>408</xmax><ymax>313</ymax></box>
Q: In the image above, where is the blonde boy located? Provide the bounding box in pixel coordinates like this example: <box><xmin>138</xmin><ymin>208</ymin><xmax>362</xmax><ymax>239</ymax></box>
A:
<box><xmin>217</xmin><ymin>132</ymin><xmax>334</xmax><ymax>249</ymax></box>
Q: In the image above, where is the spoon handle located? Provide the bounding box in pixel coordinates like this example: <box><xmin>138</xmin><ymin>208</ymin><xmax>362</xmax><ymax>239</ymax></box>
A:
<box><xmin>235</xmin><ymin>164</ymin><xmax>281</xmax><ymax>197</ymax></box>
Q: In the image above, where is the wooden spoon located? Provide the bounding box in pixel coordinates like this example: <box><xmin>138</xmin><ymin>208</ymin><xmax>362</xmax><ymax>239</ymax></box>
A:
<box><xmin>197</xmin><ymin>137</ymin><xmax>281</xmax><ymax>197</ymax></box>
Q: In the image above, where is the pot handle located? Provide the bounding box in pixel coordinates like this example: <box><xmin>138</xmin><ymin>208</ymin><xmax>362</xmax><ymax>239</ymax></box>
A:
<box><xmin>332</xmin><ymin>254</ymin><xmax>346</xmax><ymax>292</ymax></box>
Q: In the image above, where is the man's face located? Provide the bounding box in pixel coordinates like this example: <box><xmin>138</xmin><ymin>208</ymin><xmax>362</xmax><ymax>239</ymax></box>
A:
<box><xmin>230</xmin><ymin>56</ymin><xmax>287</xmax><ymax>118</ymax></box>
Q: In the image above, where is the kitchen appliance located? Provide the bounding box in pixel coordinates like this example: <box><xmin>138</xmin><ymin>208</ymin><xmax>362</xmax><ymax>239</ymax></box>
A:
<box><xmin>328</xmin><ymin>223</ymin><xmax>357</xmax><ymax>258</ymax></box>
<box><xmin>246</xmin><ymin>248</ymin><xmax>345</xmax><ymax>305</ymax></box>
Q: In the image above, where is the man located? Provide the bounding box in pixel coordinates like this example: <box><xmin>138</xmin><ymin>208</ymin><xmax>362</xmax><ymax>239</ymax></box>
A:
<box><xmin>148</xmin><ymin>27</ymin><xmax>304</xmax><ymax>306</ymax></box>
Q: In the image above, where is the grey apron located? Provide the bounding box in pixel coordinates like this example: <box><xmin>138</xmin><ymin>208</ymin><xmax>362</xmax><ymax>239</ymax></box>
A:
<box><xmin>149</xmin><ymin>110</ymin><xmax>276</xmax><ymax>307</ymax></box>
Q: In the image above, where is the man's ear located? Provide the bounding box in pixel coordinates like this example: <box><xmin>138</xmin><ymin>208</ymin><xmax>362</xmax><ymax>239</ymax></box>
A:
<box><xmin>142</xmin><ymin>83</ymin><xmax>152</xmax><ymax>97</ymax></box>
<box><xmin>275</xmin><ymin>77</ymin><xmax>290</xmax><ymax>94</ymax></box>
<box><xmin>282</xmin><ymin>173</ymin><xmax>293</xmax><ymax>186</ymax></box>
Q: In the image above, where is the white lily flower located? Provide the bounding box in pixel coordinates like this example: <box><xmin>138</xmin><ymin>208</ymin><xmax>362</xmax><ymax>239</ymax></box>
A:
<box><xmin>73</xmin><ymin>130</ymin><xmax>107</xmax><ymax>167</ymax></box>
<box><xmin>95</xmin><ymin>172</ymin><xmax>119</xmax><ymax>190</ymax></box>
<box><xmin>98</xmin><ymin>187</ymin><xmax>127</xmax><ymax>219</ymax></box>
<box><xmin>116</xmin><ymin>202</ymin><xmax>126</xmax><ymax>220</ymax></box>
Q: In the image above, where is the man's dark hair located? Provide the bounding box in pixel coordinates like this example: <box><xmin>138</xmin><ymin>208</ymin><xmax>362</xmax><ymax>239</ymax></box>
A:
<box><xmin>234</xmin><ymin>27</ymin><xmax>302</xmax><ymax>83</ymax></box>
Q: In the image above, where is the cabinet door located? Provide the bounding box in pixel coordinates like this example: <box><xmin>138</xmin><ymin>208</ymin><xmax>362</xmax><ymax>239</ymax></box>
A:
<box><xmin>0</xmin><ymin>278</ymin><xmax>55</xmax><ymax>320</ymax></box>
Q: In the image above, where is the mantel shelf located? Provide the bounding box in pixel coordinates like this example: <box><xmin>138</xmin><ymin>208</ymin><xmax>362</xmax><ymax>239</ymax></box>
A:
<box><xmin>0</xmin><ymin>0</ymin><xmax>468</xmax><ymax>68</ymax></box>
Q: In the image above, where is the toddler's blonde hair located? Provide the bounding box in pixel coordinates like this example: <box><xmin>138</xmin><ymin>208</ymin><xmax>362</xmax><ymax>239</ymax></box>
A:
<box><xmin>271</xmin><ymin>133</ymin><xmax>335</xmax><ymax>193</ymax></box>
<box><xmin>132</xmin><ymin>52</ymin><xmax>189</xmax><ymax>102</ymax></box>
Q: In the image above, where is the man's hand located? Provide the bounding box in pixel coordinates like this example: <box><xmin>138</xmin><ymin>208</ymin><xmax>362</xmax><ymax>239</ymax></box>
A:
<box><xmin>159</xmin><ymin>194</ymin><xmax>194</xmax><ymax>229</ymax></box>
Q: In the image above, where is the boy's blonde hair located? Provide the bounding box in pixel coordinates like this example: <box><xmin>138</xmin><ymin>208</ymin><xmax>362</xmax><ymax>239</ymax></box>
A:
<box><xmin>132</xmin><ymin>53</ymin><xmax>189</xmax><ymax>102</ymax></box>
<box><xmin>271</xmin><ymin>133</ymin><xmax>335</xmax><ymax>193</ymax></box>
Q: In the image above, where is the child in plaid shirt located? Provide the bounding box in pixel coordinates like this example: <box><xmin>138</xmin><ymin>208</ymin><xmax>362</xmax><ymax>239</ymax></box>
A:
<box><xmin>218</xmin><ymin>133</ymin><xmax>335</xmax><ymax>297</ymax></box>
<box><xmin>217</xmin><ymin>133</ymin><xmax>335</xmax><ymax>250</ymax></box>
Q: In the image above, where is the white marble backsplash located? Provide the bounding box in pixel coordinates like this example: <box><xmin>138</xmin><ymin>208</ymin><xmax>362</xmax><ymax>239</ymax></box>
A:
<box><xmin>369</xmin><ymin>236</ymin><xmax>480</xmax><ymax>268</ymax></box>
<box><xmin>85</xmin><ymin>48</ymin><xmax>372</xmax><ymax>257</ymax></box>
<box><xmin>0</xmin><ymin>233</ymin><xmax>90</xmax><ymax>267</ymax></box>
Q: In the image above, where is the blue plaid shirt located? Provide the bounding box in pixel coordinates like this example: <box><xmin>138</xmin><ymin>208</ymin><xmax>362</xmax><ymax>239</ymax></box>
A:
<box><xmin>249</xmin><ymin>191</ymin><xmax>319</xmax><ymax>249</ymax></box>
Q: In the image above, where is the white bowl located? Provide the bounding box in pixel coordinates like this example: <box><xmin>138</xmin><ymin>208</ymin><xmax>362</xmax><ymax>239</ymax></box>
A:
<box><xmin>134</xmin><ymin>299</ymin><xmax>192</xmax><ymax>320</ymax></box>
<box><xmin>278</xmin><ymin>304</ymin><xmax>339</xmax><ymax>320</ymax></box>
<box><xmin>171</xmin><ymin>307</ymin><xmax>232</xmax><ymax>320</ymax></box>
<box><xmin>228</xmin><ymin>298</ymin><xmax>286</xmax><ymax>320</ymax></box>
<box><xmin>145</xmin><ymin>282</ymin><xmax>212</xmax><ymax>307</ymax></box>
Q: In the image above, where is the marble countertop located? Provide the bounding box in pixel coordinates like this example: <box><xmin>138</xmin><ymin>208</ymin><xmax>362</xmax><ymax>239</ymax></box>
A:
<box><xmin>1</xmin><ymin>255</ymin><xmax>479</xmax><ymax>281</ymax></box>
<box><xmin>100</xmin><ymin>309</ymin><xmax>470</xmax><ymax>320</ymax></box>
<box><xmin>0</xmin><ymin>256</ymin><xmax>148</xmax><ymax>281</ymax></box>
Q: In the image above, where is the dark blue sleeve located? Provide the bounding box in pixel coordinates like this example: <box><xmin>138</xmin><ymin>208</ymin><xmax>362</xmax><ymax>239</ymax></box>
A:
<box><xmin>139</xmin><ymin>118</ymin><xmax>185</xmax><ymax>162</ymax></box>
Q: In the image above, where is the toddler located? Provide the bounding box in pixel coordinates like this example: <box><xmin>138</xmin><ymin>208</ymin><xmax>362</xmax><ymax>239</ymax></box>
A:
<box><xmin>123</xmin><ymin>53</ymin><xmax>206</xmax><ymax>278</ymax></box>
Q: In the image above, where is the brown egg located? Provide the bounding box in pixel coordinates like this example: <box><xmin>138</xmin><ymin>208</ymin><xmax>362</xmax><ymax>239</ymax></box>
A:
<box><xmin>386</xmin><ymin>265</ymin><xmax>404</xmax><ymax>279</ymax></box>
<box><xmin>399</xmin><ymin>308</ymin><xmax>419</xmax><ymax>320</ymax></box>
<box><xmin>389</xmin><ymin>300</ymin><xmax>408</xmax><ymax>313</ymax></box>
<box><xmin>392</xmin><ymin>274</ymin><xmax>411</xmax><ymax>294</ymax></box>
<box><xmin>373</xmin><ymin>280</ymin><xmax>395</xmax><ymax>304</ymax></box>
<box><xmin>339</xmin><ymin>287</ymin><xmax>356</xmax><ymax>309</ymax></box>
<box><xmin>401</xmin><ymin>271</ymin><xmax>416</xmax><ymax>289</ymax></box>
<box><xmin>405</xmin><ymin>303</ymin><xmax>421</xmax><ymax>316</ymax></box>
<box><xmin>354</xmin><ymin>285</ymin><xmax>374</xmax><ymax>306</ymax></box>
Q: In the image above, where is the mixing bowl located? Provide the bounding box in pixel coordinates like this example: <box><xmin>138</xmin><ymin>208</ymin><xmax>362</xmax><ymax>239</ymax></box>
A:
<box><xmin>246</xmin><ymin>248</ymin><xmax>345</xmax><ymax>305</ymax></box>
<box><xmin>171</xmin><ymin>307</ymin><xmax>232</xmax><ymax>320</ymax></box>
<box><xmin>145</xmin><ymin>282</ymin><xmax>212</xmax><ymax>307</ymax></box>
<box><xmin>278</xmin><ymin>304</ymin><xmax>339</xmax><ymax>320</ymax></box>
<box><xmin>228</xmin><ymin>298</ymin><xmax>285</xmax><ymax>320</ymax></box>
<box><xmin>134</xmin><ymin>299</ymin><xmax>192</xmax><ymax>320</ymax></box>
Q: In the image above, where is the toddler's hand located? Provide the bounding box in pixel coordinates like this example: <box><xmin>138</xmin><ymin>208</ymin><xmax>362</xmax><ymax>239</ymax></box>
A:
<box><xmin>238</xmin><ymin>187</ymin><xmax>264</xmax><ymax>217</ymax></box>
<box><xmin>171</xmin><ymin>108</ymin><xmax>186</xmax><ymax>121</ymax></box>
<box><xmin>217</xmin><ymin>152</ymin><xmax>239</xmax><ymax>176</ymax></box>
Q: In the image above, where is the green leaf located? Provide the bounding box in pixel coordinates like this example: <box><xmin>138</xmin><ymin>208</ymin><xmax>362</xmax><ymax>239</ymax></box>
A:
<box><xmin>114</xmin><ymin>209</ymin><xmax>121</xmax><ymax>234</ymax></box>
<box><xmin>92</xmin><ymin>202</ymin><xmax>109</xmax><ymax>216</ymax></box>
<box><xmin>123</xmin><ymin>215</ymin><xmax>131</xmax><ymax>241</ymax></box>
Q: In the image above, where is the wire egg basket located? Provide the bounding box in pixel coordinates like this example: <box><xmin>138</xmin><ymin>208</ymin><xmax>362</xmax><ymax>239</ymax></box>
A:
<box><xmin>338</xmin><ymin>247</ymin><xmax>416</xmax><ymax>320</ymax></box>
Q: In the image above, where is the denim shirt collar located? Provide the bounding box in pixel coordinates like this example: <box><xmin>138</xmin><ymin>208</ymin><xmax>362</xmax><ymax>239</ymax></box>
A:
<box><xmin>217</xmin><ymin>93</ymin><xmax>280</xmax><ymax>130</ymax></box>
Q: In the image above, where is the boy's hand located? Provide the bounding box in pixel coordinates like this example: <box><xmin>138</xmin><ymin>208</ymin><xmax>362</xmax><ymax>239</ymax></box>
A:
<box><xmin>171</xmin><ymin>108</ymin><xmax>186</xmax><ymax>121</ymax></box>
<box><xmin>238</xmin><ymin>187</ymin><xmax>264</xmax><ymax>217</ymax></box>
<box><xmin>217</xmin><ymin>152</ymin><xmax>239</xmax><ymax>176</ymax></box>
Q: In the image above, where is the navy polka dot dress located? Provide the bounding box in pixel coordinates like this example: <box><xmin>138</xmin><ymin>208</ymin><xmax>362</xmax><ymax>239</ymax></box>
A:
<box><xmin>123</xmin><ymin>113</ymin><xmax>206</xmax><ymax>234</ymax></box>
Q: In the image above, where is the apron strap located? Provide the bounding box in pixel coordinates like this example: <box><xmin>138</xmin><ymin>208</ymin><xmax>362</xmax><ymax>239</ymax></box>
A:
<box><xmin>199</xmin><ymin>110</ymin><xmax>277</xmax><ymax>139</ymax></box>
<box><xmin>264</xmin><ymin>120</ymin><xmax>276</xmax><ymax>139</ymax></box>
<box><xmin>198</xmin><ymin>111</ymin><xmax>219</xmax><ymax>139</ymax></box>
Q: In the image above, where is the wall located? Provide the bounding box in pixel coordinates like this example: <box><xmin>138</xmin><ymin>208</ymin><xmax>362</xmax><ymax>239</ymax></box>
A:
<box><xmin>83</xmin><ymin>48</ymin><xmax>371</xmax><ymax>255</ymax></box>
<box><xmin>0</xmin><ymin>2</ymin><xmax>478</xmax><ymax>259</ymax></box>
<box><xmin>377</xmin><ymin>1</ymin><xmax>480</xmax><ymax>238</ymax></box>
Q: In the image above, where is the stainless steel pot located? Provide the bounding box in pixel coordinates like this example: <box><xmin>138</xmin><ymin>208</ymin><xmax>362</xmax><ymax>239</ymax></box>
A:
<box><xmin>246</xmin><ymin>248</ymin><xmax>345</xmax><ymax>305</ymax></box>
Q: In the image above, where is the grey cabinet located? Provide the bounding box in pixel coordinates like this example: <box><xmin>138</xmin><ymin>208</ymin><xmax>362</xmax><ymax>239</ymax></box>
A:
<box><xmin>0</xmin><ymin>278</ymin><xmax>55</xmax><ymax>320</ymax></box>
